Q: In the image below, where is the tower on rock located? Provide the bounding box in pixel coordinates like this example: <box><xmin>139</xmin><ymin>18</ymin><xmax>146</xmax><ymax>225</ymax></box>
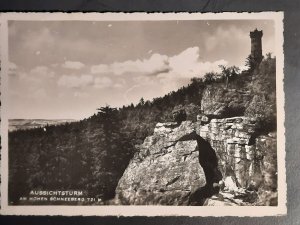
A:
<box><xmin>250</xmin><ymin>29</ymin><xmax>263</xmax><ymax>66</ymax></box>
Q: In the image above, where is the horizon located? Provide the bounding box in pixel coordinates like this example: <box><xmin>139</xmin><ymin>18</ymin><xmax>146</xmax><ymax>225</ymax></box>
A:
<box><xmin>9</xmin><ymin>118</ymin><xmax>78</xmax><ymax>120</ymax></box>
<box><xmin>8</xmin><ymin>19</ymin><xmax>275</xmax><ymax>120</ymax></box>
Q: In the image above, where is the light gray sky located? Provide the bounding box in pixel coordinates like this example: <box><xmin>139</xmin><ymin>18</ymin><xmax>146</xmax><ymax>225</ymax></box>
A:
<box><xmin>8</xmin><ymin>20</ymin><xmax>275</xmax><ymax>119</ymax></box>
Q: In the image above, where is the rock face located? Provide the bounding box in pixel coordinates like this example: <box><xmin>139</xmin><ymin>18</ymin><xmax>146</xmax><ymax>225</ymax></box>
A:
<box><xmin>200</xmin><ymin>86</ymin><xmax>252</xmax><ymax>117</ymax></box>
<box><xmin>196</xmin><ymin>116</ymin><xmax>258</xmax><ymax>188</ymax></box>
<box><xmin>115</xmin><ymin>121</ymin><xmax>207</xmax><ymax>205</ymax></box>
<box><xmin>115</xmin><ymin>116</ymin><xmax>277</xmax><ymax>205</ymax></box>
<box><xmin>196</xmin><ymin>116</ymin><xmax>277</xmax><ymax>193</ymax></box>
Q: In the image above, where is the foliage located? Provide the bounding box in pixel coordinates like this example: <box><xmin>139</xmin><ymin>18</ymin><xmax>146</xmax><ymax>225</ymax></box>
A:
<box><xmin>219</xmin><ymin>65</ymin><xmax>240</xmax><ymax>88</ymax></box>
<box><xmin>171</xmin><ymin>105</ymin><xmax>187</xmax><ymax>124</ymax></box>
<box><xmin>203</xmin><ymin>72</ymin><xmax>217</xmax><ymax>84</ymax></box>
<box><xmin>245</xmin><ymin>55</ymin><xmax>276</xmax><ymax>132</ymax></box>
<box><xmin>245</xmin><ymin>54</ymin><xmax>256</xmax><ymax>71</ymax></box>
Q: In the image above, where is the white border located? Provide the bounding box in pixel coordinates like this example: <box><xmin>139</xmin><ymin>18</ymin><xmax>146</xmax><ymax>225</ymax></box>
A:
<box><xmin>0</xmin><ymin>12</ymin><xmax>286</xmax><ymax>216</ymax></box>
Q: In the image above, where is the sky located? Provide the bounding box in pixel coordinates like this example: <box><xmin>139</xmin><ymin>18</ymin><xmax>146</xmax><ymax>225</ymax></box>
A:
<box><xmin>7</xmin><ymin>19</ymin><xmax>275</xmax><ymax>119</ymax></box>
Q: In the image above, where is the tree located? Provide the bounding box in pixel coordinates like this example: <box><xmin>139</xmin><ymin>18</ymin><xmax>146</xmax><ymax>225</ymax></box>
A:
<box><xmin>91</xmin><ymin>105</ymin><xmax>123</xmax><ymax>198</ymax></box>
<box><xmin>219</xmin><ymin>65</ymin><xmax>240</xmax><ymax>89</ymax></box>
<box><xmin>203</xmin><ymin>72</ymin><xmax>216</xmax><ymax>84</ymax></box>
<box><xmin>139</xmin><ymin>97</ymin><xmax>145</xmax><ymax>106</ymax></box>
<box><xmin>245</xmin><ymin>94</ymin><xmax>276</xmax><ymax>132</ymax></box>
<box><xmin>219</xmin><ymin>65</ymin><xmax>230</xmax><ymax>88</ymax></box>
<box><xmin>245</xmin><ymin>54</ymin><xmax>256</xmax><ymax>72</ymax></box>
<box><xmin>172</xmin><ymin>105</ymin><xmax>187</xmax><ymax>124</ymax></box>
<box><xmin>97</xmin><ymin>105</ymin><xmax>119</xmax><ymax>134</ymax></box>
<box><xmin>266</xmin><ymin>52</ymin><xmax>272</xmax><ymax>60</ymax></box>
<box><xmin>191</xmin><ymin>77</ymin><xmax>203</xmax><ymax>84</ymax></box>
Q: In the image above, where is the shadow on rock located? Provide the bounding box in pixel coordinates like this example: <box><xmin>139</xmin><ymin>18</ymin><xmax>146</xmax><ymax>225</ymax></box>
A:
<box><xmin>189</xmin><ymin>183</ymin><xmax>220</xmax><ymax>206</ymax></box>
<box><xmin>179</xmin><ymin>132</ymin><xmax>223</xmax><ymax>205</ymax></box>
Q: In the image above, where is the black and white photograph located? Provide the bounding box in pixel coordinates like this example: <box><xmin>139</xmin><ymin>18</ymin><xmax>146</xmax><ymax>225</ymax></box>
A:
<box><xmin>0</xmin><ymin>13</ymin><xmax>285</xmax><ymax>216</ymax></box>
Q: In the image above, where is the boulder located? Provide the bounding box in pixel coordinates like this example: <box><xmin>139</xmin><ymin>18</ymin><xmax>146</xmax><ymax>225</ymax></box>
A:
<box><xmin>115</xmin><ymin>121</ymin><xmax>207</xmax><ymax>205</ymax></box>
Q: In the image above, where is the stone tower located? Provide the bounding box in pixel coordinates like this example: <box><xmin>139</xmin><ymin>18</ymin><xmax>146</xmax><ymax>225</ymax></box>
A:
<box><xmin>250</xmin><ymin>29</ymin><xmax>263</xmax><ymax>65</ymax></box>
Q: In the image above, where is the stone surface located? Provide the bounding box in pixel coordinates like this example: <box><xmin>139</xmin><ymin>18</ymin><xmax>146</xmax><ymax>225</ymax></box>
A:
<box><xmin>195</xmin><ymin>116</ymin><xmax>259</xmax><ymax>188</ymax></box>
<box><xmin>200</xmin><ymin>85</ymin><xmax>252</xmax><ymax>117</ymax></box>
<box><xmin>205</xmin><ymin>188</ymin><xmax>258</xmax><ymax>206</ymax></box>
<box><xmin>195</xmin><ymin>116</ymin><xmax>277</xmax><ymax>205</ymax></box>
<box><xmin>115</xmin><ymin>121</ymin><xmax>207</xmax><ymax>205</ymax></box>
<box><xmin>224</xmin><ymin>176</ymin><xmax>239</xmax><ymax>192</ymax></box>
<box><xmin>115</xmin><ymin>116</ymin><xmax>277</xmax><ymax>206</ymax></box>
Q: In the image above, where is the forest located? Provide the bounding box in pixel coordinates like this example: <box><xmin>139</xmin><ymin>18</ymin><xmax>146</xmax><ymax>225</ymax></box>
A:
<box><xmin>8</xmin><ymin>54</ymin><xmax>276</xmax><ymax>204</ymax></box>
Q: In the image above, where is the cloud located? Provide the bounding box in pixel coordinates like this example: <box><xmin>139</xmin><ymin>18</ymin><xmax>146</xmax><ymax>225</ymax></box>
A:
<box><xmin>62</xmin><ymin>61</ymin><xmax>85</xmax><ymax>70</ymax></box>
<box><xmin>155</xmin><ymin>47</ymin><xmax>227</xmax><ymax>93</ymax></box>
<box><xmin>91</xmin><ymin>46</ymin><xmax>227</xmax><ymax>79</ymax></box>
<box><xmin>91</xmin><ymin>64</ymin><xmax>110</xmax><ymax>74</ymax></box>
<box><xmin>94</xmin><ymin>77</ymin><xmax>112</xmax><ymax>89</ymax></box>
<box><xmin>14</xmin><ymin>66</ymin><xmax>56</xmax><ymax>84</ymax></box>
<box><xmin>57</xmin><ymin>74</ymin><xmax>115</xmax><ymax>90</ymax></box>
<box><xmin>169</xmin><ymin>47</ymin><xmax>228</xmax><ymax>78</ymax></box>
<box><xmin>167</xmin><ymin>47</ymin><xmax>225</xmax><ymax>77</ymax></box>
<box><xmin>30</xmin><ymin>66</ymin><xmax>55</xmax><ymax>78</ymax></box>
<box><xmin>57</xmin><ymin>74</ymin><xmax>94</xmax><ymax>88</ymax></box>
<box><xmin>91</xmin><ymin>53</ymin><xmax>169</xmax><ymax>76</ymax></box>
<box><xmin>90</xmin><ymin>46</ymin><xmax>229</xmax><ymax>100</ymax></box>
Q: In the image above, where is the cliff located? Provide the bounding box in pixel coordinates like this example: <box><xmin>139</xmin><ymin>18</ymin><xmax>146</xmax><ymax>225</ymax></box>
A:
<box><xmin>115</xmin><ymin>116</ymin><xmax>277</xmax><ymax>206</ymax></box>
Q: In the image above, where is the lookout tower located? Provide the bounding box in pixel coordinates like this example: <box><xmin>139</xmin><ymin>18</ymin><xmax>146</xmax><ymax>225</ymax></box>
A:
<box><xmin>250</xmin><ymin>29</ymin><xmax>263</xmax><ymax>65</ymax></box>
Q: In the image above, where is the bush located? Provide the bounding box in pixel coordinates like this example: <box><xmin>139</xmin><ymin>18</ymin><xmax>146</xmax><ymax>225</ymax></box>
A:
<box><xmin>172</xmin><ymin>105</ymin><xmax>187</xmax><ymax>124</ymax></box>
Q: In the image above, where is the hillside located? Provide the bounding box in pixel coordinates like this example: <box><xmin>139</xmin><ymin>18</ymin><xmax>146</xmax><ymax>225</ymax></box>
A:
<box><xmin>8</xmin><ymin>55</ymin><xmax>276</xmax><ymax>205</ymax></box>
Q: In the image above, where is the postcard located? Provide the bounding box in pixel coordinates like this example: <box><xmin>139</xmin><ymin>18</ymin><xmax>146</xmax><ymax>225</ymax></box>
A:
<box><xmin>0</xmin><ymin>12</ymin><xmax>286</xmax><ymax>216</ymax></box>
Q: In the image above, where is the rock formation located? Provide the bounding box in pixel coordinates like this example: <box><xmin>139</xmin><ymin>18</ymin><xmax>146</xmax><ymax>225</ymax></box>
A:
<box><xmin>197</xmin><ymin>116</ymin><xmax>258</xmax><ymax>188</ymax></box>
<box><xmin>200</xmin><ymin>85</ymin><xmax>252</xmax><ymax>117</ymax></box>
<box><xmin>115</xmin><ymin>116</ymin><xmax>277</xmax><ymax>205</ymax></box>
<box><xmin>196</xmin><ymin>116</ymin><xmax>277</xmax><ymax>194</ymax></box>
<box><xmin>115</xmin><ymin>121</ymin><xmax>209</xmax><ymax>205</ymax></box>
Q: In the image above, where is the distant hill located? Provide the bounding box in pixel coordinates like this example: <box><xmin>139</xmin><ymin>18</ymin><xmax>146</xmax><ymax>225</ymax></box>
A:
<box><xmin>9</xmin><ymin>119</ymin><xmax>76</xmax><ymax>132</ymax></box>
